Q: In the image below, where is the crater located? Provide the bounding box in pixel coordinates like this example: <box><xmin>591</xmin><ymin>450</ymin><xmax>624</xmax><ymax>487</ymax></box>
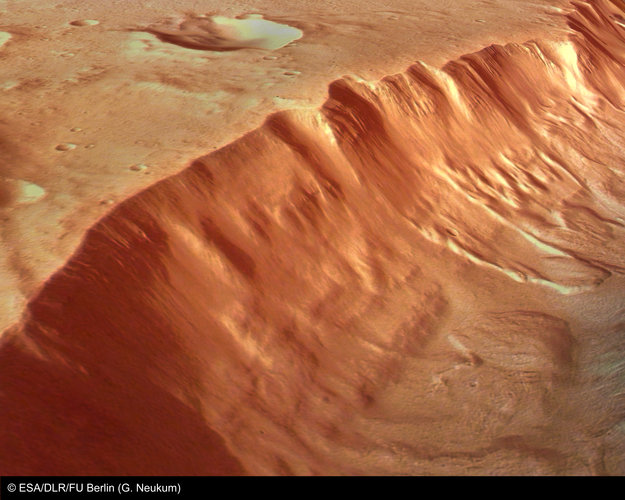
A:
<box><xmin>142</xmin><ymin>14</ymin><xmax>303</xmax><ymax>52</ymax></box>
<box><xmin>69</xmin><ymin>20</ymin><xmax>100</xmax><ymax>27</ymax></box>
<box><xmin>0</xmin><ymin>178</ymin><xmax>46</xmax><ymax>207</ymax></box>
<box><xmin>0</xmin><ymin>31</ymin><xmax>11</xmax><ymax>48</ymax></box>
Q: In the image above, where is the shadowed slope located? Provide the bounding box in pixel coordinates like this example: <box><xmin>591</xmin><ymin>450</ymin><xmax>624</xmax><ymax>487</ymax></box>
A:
<box><xmin>1</xmin><ymin>0</ymin><xmax>625</xmax><ymax>475</ymax></box>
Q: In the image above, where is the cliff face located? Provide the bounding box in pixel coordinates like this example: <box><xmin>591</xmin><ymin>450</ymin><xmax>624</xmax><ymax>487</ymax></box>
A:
<box><xmin>2</xmin><ymin>0</ymin><xmax>625</xmax><ymax>474</ymax></box>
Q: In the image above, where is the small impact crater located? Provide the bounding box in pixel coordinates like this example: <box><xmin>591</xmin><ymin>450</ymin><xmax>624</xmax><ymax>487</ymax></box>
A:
<box><xmin>141</xmin><ymin>13</ymin><xmax>302</xmax><ymax>52</ymax></box>
<box><xmin>0</xmin><ymin>32</ymin><xmax>11</xmax><ymax>49</ymax></box>
<box><xmin>70</xmin><ymin>20</ymin><xmax>100</xmax><ymax>27</ymax></box>
<box><xmin>0</xmin><ymin>178</ymin><xmax>46</xmax><ymax>207</ymax></box>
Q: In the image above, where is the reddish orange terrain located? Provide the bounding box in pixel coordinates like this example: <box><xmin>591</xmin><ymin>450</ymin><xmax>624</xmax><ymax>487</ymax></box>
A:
<box><xmin>2</xmin><ymin>0</ymin><xmax>625</xmax><ymax>475</ymax></box>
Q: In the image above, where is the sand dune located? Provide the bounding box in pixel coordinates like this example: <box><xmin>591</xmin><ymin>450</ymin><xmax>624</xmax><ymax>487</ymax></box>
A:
<box><xmin>1</xmin><ymin>0</ymin><xmax>625</xmax><ymax>475</ymax></box>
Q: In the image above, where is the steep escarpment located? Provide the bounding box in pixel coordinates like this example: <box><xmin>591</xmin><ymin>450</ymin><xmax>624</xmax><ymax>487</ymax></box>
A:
<box><xmin>2</xmin><ymin>0</ymin><xmax>625</xmax><ymax>474</ymax></box>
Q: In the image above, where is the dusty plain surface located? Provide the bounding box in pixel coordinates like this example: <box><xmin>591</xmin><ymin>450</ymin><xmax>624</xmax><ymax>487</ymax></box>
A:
<box><xmin>2</xmin><ymin>0</ymin><xmax>625</xmax><ymax>475</ymax></box>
